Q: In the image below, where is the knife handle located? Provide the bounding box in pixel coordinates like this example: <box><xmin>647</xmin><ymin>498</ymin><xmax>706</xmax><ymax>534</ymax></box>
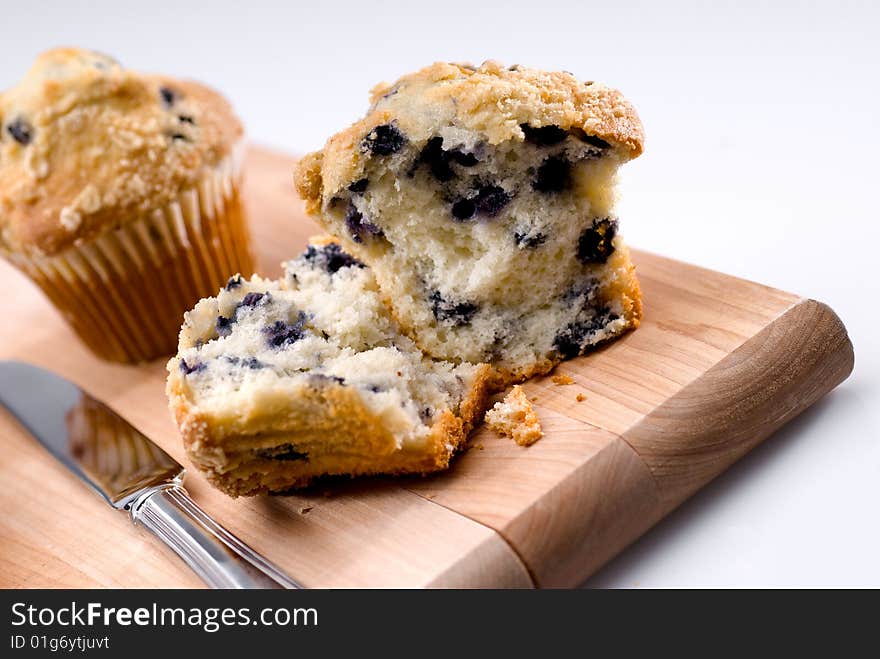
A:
<box><xmin>129</xmin><ymin>484</ymin><xmax>300</xmax><ymax>589</ymax></box>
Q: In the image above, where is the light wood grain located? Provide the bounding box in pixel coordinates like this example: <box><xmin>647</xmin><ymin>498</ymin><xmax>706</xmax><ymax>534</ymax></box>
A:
<box><xmin>0</xmin><ymin>146</ymin><xmax>853</xmax><ymax>588</ymax></box>
<box><xmin>624</xmin><ymin>298</ymin><xmax>854</xmax><ymax>512</ymax></box>
<box><xmin>409</xmin><ymin>414</ymin><xmax>663</xmax><ymax>587</ymax></box>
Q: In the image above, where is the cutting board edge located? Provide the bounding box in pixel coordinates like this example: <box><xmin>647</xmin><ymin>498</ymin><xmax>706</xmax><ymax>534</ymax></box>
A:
<box><xmin>425</xmin><ymin>526</ymin><xmax>536</xmax><ymax>588</ymax></box>
<box><xmin>497</xmin><ymin>433</ymin><xmax>665</xmax><ymax>587</ymax></box>
<box><xmin>430</xmin><ymin>297</ymin><xmax>854</xmax><ymax>587</ymax></box>
<box><xmin>621</xmin><ymin>297</ymin><xmax>854</xmax><ymax>511</ymax></box>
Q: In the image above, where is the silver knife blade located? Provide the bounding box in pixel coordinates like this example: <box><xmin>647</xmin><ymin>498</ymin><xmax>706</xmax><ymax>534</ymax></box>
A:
<box><xmin>0</xmin><ymin>360</ymin><xmax>181</xmax><ymax>508</ymax></box>
<box><xmin>0</xmin><ymin>360</ymin><xmax>299</xmax><ymax>588</ymax></box>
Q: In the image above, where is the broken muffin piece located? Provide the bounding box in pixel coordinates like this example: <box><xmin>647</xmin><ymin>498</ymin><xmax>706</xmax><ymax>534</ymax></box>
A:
<box><xmin>167</xmin><ymin>237</ymin><xmax>492</xmax><ymax>496</ymax></box>
<box><xmin>295</xmin><ymin>61</ymin><xmax>643</xmax><ymax>384</ymax></box>
<box><xmin>485</xmin><ymin>385</ymin><xmax>543</xmax><ymax>447</ymax></box>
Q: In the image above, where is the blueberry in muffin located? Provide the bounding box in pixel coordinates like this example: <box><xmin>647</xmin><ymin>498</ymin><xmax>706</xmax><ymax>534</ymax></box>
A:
<box><xmin>167</xmin><ymin>237</ymin><xmax>492</xmax><ymax>496</ymax></box>
<box><xmin>294</xmin><ymin>61</ymin><xmax>643</xmax><ymax>383</ymax></box>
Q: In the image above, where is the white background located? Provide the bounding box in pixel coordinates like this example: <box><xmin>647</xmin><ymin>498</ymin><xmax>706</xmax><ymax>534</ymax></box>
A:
<box><xmin>3</xmin><ymin>0</ymin><xmax>877</xmax><ymax>587</ymax></box>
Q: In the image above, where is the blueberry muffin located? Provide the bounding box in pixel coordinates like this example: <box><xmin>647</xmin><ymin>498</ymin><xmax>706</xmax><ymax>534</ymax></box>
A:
<box><xmin>0</xmin><ymin>48</ymin><xmax>254</xmax><ymax>362</ymax></box>
<box><xmin>167</xmin><ymin>238</ymin><xmax>492</xmax><ymax>496</ymax></box>
<box><xmin>295</xmin><ymin>61</ymin><xmax>643</xmax><ymax>383</ymax></box>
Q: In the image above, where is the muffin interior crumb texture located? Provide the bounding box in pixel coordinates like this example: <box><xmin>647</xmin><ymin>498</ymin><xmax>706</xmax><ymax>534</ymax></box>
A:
<box><xmin>167</xmin><ymin>239</ymin><xmax>490</xmax><ymax>496</ymax></box>
<box><xmin>297</xmin><ymin>62</ymin><xmax>643</xmax><ymax>385</ymax></box>
<box><xmin>485</xmin><ymin>385</ymin><xmax>543</xmax><ymax>447</ymax></box>
<box><xmin>321</xmin><ymin>126</ymin><xmax>633</xmax><ymax>380</ymax></box>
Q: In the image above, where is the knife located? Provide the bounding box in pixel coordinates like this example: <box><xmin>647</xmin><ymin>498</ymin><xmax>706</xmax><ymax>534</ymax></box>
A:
<box><xmin>0</xmin><ymin>360</ymin><xmax>299</xmax><ymax>589</ymax></box>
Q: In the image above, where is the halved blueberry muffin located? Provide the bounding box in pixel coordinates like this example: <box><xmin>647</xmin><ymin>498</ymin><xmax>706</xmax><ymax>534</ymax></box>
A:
<box><xmin>295</xmin><ymin>61</ymin><xmax>643</xmax><ymax>383</ymax></box>
<box><xmin>167</xmin><ymin>238</ymin><xmax>492</xmax><ymax>496</ymax></box>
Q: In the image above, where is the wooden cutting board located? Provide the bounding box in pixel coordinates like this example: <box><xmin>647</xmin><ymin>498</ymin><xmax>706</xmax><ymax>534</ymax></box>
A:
<box><xmin>0</xmin><ymin>147</ymin><xmax>854</xmax><ymax>588</ymax></box>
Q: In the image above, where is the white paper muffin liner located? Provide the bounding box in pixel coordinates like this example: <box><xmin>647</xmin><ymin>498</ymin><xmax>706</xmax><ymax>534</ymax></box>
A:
<box><xmin>7</xmin><ymin>141</ymin><xmax>254</xmax><ymax>362</ymax></box>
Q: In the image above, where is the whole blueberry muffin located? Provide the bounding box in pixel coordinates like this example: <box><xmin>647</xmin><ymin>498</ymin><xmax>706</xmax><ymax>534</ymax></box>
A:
<box><xmin>0</xmin><ymin>48</ymin><xmax>254</xmax><ymax>362</ymax></box>
<box><xmin>295</xmin><ymin>61</ymin><xmax>643</xmax><ymax>383</ymax></box>
<box><xmin>167</xmin><ymin>237</ymin><xmax>492</xmax><ymax>496</ymax></box>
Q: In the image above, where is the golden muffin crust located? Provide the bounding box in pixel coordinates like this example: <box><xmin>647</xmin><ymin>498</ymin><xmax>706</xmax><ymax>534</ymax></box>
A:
<box><xmin>295</xmin><ymin>60</ymin><xmax>643</xmax><ymax>210</ymax></box>
<box><xmin>0</xmin><ymin>47</ymin><xmax>243</xmax><ymax>256</ymax></box>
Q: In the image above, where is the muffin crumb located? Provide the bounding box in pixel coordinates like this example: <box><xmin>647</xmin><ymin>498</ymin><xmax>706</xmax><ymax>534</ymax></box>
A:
<box><xmin>552</xmin><ymin>373</ymin><xmax>575</xmax><ymax>385</ymax></box>
<box><xmin>485</xmin><ymin>385</ymin><xmax>543</xmax><ymax>447</ymax></box>
<box><xmin>576</xmin><ymin>393</ymin><xmax>586</xmax><ymax>402</ymax></box>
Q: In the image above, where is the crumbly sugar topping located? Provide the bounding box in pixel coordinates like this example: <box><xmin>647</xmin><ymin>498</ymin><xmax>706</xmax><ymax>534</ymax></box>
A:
<box><xmin>0</xmin><ymin>47</ymin><xmax>243</xmax><ymax>256</ymax></box>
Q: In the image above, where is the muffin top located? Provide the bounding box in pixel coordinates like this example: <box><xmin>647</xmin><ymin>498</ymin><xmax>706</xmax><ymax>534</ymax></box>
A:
<box><xmin>0</xmin><ymin>48</ymin><xmax>243</xmax><ymax>257</ymax></box>
<box><xmin>295</xmin><ymin>60</ymin><xmax>644</xmax><ymax>210</ymax></box>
